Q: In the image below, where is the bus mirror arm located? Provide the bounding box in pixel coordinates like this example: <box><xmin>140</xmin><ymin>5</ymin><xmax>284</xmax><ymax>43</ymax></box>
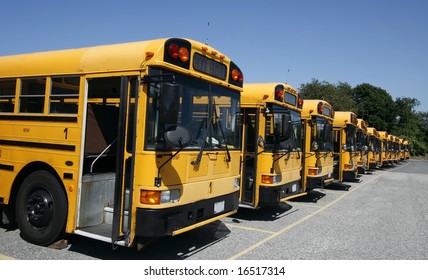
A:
<box><xmin>271</xmin><ymin>150</ymin><xmax>291</xmax><ymax>172</ymax></box>
<box><xmin>155</xmin><ymin>148</ymin><xmax>182</xmax><ymax>187</ymax></box>
<box><xmin>156</xmin><ymin>125</ymin><xmax>192</xmax><ymax>187</ymax></box>
<box><xmin>244</xmin><ymin>149</ymin><xmax>265</xmax><ymax>162</ymax></box>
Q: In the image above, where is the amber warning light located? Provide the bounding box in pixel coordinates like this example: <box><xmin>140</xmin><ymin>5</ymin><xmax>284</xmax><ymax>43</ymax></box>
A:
<box><xmin>168</xmin><ymin>43</ymin><xmax>189</xmax><ymax>62</ymax></box>
<box><xmin>164</xmin><ymin>39</ymin><xmax>191</xmax><ymax>69</ymax></box>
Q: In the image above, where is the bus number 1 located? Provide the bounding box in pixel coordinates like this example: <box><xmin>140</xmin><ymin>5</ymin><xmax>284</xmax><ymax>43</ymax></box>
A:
<box><xmin>64</xmin><ymin>128</ymin><xmax>68</xmax><ymax>139</ymax></box>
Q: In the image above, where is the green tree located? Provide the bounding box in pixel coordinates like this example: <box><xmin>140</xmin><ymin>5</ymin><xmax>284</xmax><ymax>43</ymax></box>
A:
<box><xmin>392</xmin><ymin>97</ymin><xmax>427</xmax><ymax>156</ymax></box>
<box><xmin>299</xmin><ymin>79</ymin><xmax>357</xmax><ymax>111</ymax></box>
<box><xmin>299</xmin><ymin>79</ymin><xmax>427</xmax><ymax>156</ymax></box>
<box><xmin>393</xmin><ymin>97</ymin><xmax>420</xmax><ymax>137</ymax></box>
<box><xmin>417</xmin><ymin>111</ymin><xmax>428</xmax><ymax>137</ymax></box>
<box><xmin>413</xmin><ymin>111</ymin><xmax>428</xmax><ymax>156</ymax></box>
<box><xmin>351</xmin><ymin>83</ymin><xmax>396</xmax><ymax>131</ymax></box>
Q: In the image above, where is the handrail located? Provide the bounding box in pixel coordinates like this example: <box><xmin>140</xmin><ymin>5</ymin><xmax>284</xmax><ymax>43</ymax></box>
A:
<box><xmin>90</xmin><ymin>138</ymin><xmax>117</xmax><ymax>173</ymax></box>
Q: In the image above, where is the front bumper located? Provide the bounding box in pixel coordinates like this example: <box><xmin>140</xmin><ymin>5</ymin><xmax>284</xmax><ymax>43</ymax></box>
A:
<box><xmin>135</xmin><ymin>191</ymin><xmax>239</xmax><ymax>237</ymax></box>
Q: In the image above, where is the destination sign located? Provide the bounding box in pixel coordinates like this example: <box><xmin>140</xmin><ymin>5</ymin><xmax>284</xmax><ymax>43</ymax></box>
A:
<box><xmin>323</xmin><ymin>106</ymin><xmax>331</xmax><ymax>117</ymax></box>
<box><xmin>284</xmin><ymin>92</ymin><xmax>297</xmax><ymax>106</ymax></box>
<box><xmin>193</xmin><ymin>53</ymin><xmax>227</xmax><ymax>80</ymax></box>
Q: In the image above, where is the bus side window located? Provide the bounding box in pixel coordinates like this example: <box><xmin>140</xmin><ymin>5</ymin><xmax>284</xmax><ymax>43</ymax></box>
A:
<box><xmin>49</xmin><ymin>77</ymin><xmax>79</xmax><ymax>114</ymax></box>
<box><xmin>19</xmin><ymin>78</ymin><xmax>46</xmax><ymax>113</ymax></box>
<box><xmin>0</xmin><ymin>79</ymin><xmax>16</xmax><ymax>113</ymax></box>
<box><xmin>84</xmin><ymin>104</ymin><xmax>108</xmax><ymax>155</ymax></box>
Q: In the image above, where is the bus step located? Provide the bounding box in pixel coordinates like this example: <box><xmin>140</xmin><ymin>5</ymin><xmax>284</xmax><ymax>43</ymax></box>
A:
<box><xmin>325</xmin><ymin>181</ymin><xmax>351</xmax><ymax>191</ymax></box>
<box><xmin>103</xmin><ymin>207</ymin><xmax>128</xmax><ymax>225</ymax></box>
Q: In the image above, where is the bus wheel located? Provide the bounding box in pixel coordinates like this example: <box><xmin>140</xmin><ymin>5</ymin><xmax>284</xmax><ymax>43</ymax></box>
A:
<box><xmin>15</xmin><ymin>170</ymin><xmax>68</xmax><ymax>246</ymax></box>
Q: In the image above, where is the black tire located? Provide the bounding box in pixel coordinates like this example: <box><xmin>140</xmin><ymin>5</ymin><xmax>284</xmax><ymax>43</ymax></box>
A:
<box><xmin>15</xmin><ymin>170</ymin><xmax>68</xmax><ymax>246</ymax></box>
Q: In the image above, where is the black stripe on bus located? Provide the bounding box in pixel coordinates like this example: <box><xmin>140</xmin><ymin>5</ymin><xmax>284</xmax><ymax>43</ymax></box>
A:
<box><xmin>0</xmin><ymin>140</ymin><xmax>75</xmax><ymax>151</ymax></box>
<box><xmin>0</xmin><ymin>115</ymin><xmax>78</xmax><ymax>123</ymax></box>
<box><xmin>0</xmin><ymin>164</ymin><xmax>14</xmax><ymax>171</ymax></box>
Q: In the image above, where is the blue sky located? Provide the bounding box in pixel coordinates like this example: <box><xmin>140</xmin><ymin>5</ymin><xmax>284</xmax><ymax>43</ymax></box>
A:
<box><xmin>1</xmin><ymin>0</ymin><xmax>427</xmax><ymax>112</ymax></box>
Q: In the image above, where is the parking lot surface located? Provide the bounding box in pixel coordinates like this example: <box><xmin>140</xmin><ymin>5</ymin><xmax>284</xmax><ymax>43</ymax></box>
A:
<box><xmin>1</xmin><ymin>160</ymin><xmax>427</xmax><ymax>260</ymax></box>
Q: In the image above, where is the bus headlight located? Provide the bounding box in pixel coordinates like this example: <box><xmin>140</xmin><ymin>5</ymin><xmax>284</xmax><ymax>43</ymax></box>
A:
<box><xmin>140</xmin><ymin>189</ymin><xmax>180</xmax><ymax>205</ymax></box>
<box><xmin>308</xmin><ymin>167</ymin><xmax>319</xmax><ymax>176</ymax></box>
<box><xmin>161</xmin><ymin>190</ymin><xmax>180</xmax><ymax>203</ymax></box>
<box><xmin>234</xmin><ymin>178</ymin><xmax>240</xmax><ymax>189</ymax></box>
<box><xmin>261</xmin><ymin>174</ymin><xmax>281</xmax><ymax>184</ymax></box>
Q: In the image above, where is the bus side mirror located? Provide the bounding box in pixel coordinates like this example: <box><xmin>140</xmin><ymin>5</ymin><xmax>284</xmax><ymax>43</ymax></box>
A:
<box><xmin>323</xmin><ymin>124</ymin><xmax>332</xmax><ymax>140</ymax></box>
<box><xmin>159</xmin><ymin>83</ymin><xmax>180</xmax><ymax>125</ymax></box>
<box><xmin>164</xmin><ymin>125</ymin><xmax>193</xmax><ymax>149</ymax></box>
<box><xmin>257</xmin><ymin>135</ymin><xmax>265</xmax><ymax>148</ymax></box>
<box><xmin>282</xmin><ymin>114</ymin><xmax>292</xmax><ymax>139</ymax></box>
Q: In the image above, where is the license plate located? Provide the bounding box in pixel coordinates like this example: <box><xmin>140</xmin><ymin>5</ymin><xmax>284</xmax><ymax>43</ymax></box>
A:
<box><xmin>214</xmin><ymin>201</ymin><xmax>225</xmax><ymax>214</ymax></box>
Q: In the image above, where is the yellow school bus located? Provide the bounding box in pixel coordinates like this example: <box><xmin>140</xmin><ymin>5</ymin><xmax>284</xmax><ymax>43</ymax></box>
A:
<box><xmin>0</xmin><ymin>38</ymin><xmax>244</xmax><ymax>247</ymax></box>
<box><xmin>240</xmin><ymin>83</ymin><xmax>304</xmax><ymax>208</ymax></box>
<box><xmin>398</xmin><ymin>137</ymin><xmax>405</xmax><ymax>161</ymax></box>
<box><xmin>403</xmin><ymin>140</ymin><xmax>411</xmax><ymax>159</ymax></box>
<box><xmin>367</xmin><ymin>127</ymin><xmax>381</xmax><ymax>169</ymax></box>
<box><xmin>389</xmin><ymin>135</ymin><xmax>397</xmax><ymax>164</ymax></box>
<box><xmin>301</xmin><ymin>100</ymin><xmax>335</xmax><ymax>190</ymax></box>
<box><xmin>332</xmin><ymin>111</ymin><xmax>359</xmax><ymax>182</ymax></box>
<box><xmin>378</xmin><ymin>131</ymin><xmax>390</xmax><ymax>167</ymax></box>
<box><xmin>392</xmin><ymin>136</ymin><xmax>401</xmax><ymax>164</ymax></box>
<box><xmin>356</xmin><ymin>118</ymin><xmax>369</xmax><ymax>174</ymax></box>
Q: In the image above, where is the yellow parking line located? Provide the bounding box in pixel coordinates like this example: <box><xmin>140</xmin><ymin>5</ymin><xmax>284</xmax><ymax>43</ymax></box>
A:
<box><xmin>228</xmin><ymin>162</ymin><xmax>411</xmax><ymax>260</ymax></box>
<box><xmin>0</xmin><ymin>253</ymin><xmax>15</xmax><ymax>260</ymax></box>
<box><xmin>288</xmin><ymin>202</ymin><xmax>323</xmax><ymax>209</ymax></box>
<box><xmin>225</xmin><ymin>223</ymin><xmax>276</xmax><ymax>234</ymax></box>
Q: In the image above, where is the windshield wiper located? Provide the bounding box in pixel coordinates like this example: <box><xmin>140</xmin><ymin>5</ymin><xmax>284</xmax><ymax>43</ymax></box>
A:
<box><xmin>215</xmin><ymin>109</ymin><xmax>231</xmax><ymax>162</ymax></box>
<box><xmin>192</xmin><ymin>119</ymin><xmax>208</xmax><ymax>165</ymax></box>
<box><xmin>270</xmin><ymin>150</ymin><xmax>291</xmax><ymax>173</ymax></box>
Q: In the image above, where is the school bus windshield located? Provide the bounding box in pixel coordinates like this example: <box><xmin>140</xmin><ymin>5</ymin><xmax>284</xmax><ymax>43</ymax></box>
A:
<box><xmin>264</xmin><ymin>105</ymin><xmax>301</xmax><ymax>151</ymax></box>
<box><xmin>346</xmin><ymin>124</ymin><xmax>357</xmax><ymax>150</ymax></box>
<box><xmin>145</xmin><ymin>68</ymin><xmax>241</xmax><ymax>151</ymax></box>
<box><xmin>312</xmin><ymin>116</ymin><xmax>333</xmax><ymax>152</ymax></box>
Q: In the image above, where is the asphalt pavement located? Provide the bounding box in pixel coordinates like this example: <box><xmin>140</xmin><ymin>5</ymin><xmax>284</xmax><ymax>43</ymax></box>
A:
<box><xmin>1</xmin><ymin>159</ymin><xmax>427</xmax><ymax>260</ymax></box>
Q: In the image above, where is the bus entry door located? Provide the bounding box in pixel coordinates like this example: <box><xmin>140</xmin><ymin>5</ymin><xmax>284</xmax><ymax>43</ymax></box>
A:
<box><xmin>111</xmin><ymin>77</ymin><xmax>138</xmax><ymax>245</ymax></box>
<box><xmin>241</xmin><ymin>109</ymin><xmax>258</xmax><ymax>207</ymax></box>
